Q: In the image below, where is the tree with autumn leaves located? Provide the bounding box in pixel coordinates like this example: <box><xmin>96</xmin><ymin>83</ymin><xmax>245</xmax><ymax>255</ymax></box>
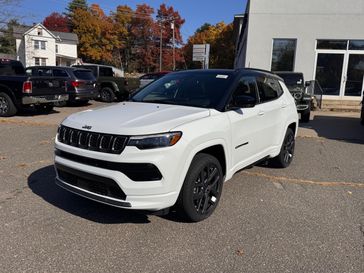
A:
<box><xmin>183</xmin><ymin>22</ymin><xmax>235</xmax><ymax>69</ymax></box>
<box><xmin>40</xmin><ymin>0</ymin><xmax>235</xmax><ymax>72</ymax></box>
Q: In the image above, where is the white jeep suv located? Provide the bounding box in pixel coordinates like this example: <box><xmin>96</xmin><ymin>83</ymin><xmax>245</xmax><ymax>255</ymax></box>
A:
<box><xmin>54</xmin><ymin>69</ymin><xmax>298</xmax><ymax>222</ymax></box>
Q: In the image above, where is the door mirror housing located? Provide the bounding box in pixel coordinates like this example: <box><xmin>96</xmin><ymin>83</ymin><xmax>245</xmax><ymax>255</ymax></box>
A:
<box><xmin>230</xmin><ymin>95</ymin><xmax>257</xmax><ymax>109</ymax></box>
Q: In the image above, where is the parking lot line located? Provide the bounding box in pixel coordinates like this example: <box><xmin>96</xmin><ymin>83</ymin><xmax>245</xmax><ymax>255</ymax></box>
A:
<box><xmin>242</xmin><ymin>171</ymin><xmax>364</xmax><ymax>188</ymax></box>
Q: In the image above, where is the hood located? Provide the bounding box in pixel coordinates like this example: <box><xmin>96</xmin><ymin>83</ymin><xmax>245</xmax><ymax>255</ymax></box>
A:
<box><xmin>62</xmin><ymin>102</ymin><xmax>210</xmax><ymax>135</ymax></box>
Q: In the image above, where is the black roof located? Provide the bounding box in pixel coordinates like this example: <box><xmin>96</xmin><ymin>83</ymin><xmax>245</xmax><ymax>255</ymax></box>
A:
<box><xmin>169</xmin><ymin>68</ymin><xmax>282</xmax><ymax>81</ymax></box>
<box><xmin>26</xmin><ymin>66</ymin><xmax>89</xmax><ymax>71</ymax></box>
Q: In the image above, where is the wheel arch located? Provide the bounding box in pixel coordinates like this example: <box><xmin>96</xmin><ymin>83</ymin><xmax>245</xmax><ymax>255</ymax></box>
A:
<box><xmin>0</xmin><ymin>84</ymin><xmax>18</xmax><ymax>105</ymax></box>
<box><xmin>100</xmin><ymin>81</ymin><xmax>118</xmax><ymax>92</ymax></box>
<box><xmin>196</xmin><ymin>145</ymin><xmax>227</xmax><ymax>178</ymax></box>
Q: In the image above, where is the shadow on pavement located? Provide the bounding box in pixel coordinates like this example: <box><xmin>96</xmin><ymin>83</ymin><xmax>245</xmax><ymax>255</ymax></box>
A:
<box><xmin>300</xmin><ymin>114</ymin><xmax>364</xmax><ymax>144</ymax></box>
<box><xmin>28</xmin><ymin>165</ymin><xmax>152</xmax><ymax>224</ymax></box>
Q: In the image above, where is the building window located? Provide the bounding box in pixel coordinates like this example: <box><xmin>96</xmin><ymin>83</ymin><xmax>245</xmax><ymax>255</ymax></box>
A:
<box><xmin>271</xmin><ymin>39</ymin><xmax>296</xmax><ymax>72</ymax></box>
<box><xmin>34</xmin><ymin>40</ymin><xmax>46</xmax><ymax>50</ymax></box>
<box><xmin>34</xmin><ymin>58</ymin><xmax>46</xmax><ymax>66</ymax></box>
<box><xmin>349</xmin><ymin>40</ymin><xmax>364</xmax><ymax>50</ymax></box>
<box><xmin>317</xmin><ymin>40</ymin><xmax>348</xmax><ymax>50</ymax></box>
<box><xmin>56</xmin><ymin>44</ymin><xmax>58</xmax><ymax>53</ymax></box>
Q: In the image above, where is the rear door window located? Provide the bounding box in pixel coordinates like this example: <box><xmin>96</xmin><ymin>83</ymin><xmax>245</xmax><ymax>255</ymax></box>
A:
<box><xmin>257</xmin><ymin>77</ymin><xmax>283</xmax><ymax>103</ymax></box>
<box><xmin>73</xmin><ymin>70</ymin><xmax>96</xmax><ymax>81</ymax></box>
<box><xmin>99</xmin><ymin>66</ymin><xmax>113</xmax><ymax>77</ymax></box>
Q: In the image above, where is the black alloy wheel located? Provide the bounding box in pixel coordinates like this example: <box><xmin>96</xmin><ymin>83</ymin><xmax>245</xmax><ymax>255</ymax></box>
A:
<box><xmin>270</xmin><ymin>128</ymin><xmax>295</xmax><ymax>168</ymax></box>
<box><xmin>0</xmin><ymin>92</ymin><xmax>17</xmax><ymax>117</ymax></box>
<box><xmin>178</xmin><ymin>153</ymin><xmax>223</xmax><ymax>222</ymax></box>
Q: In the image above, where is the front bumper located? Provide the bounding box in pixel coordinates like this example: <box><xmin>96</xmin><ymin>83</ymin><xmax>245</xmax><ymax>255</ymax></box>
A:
<box><xmin>54</xmin><ymin>137</ymin><xmax>189</xmax><ymax>210</ymax></box>
<box><xmin>22</xmin><ymin>94</ymin><xmax>69</xmax><ymax>105</ymax></box>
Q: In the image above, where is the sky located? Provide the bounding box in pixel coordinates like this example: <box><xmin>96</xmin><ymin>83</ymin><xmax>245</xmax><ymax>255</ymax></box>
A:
<box><xmin>15</xmin><ymin>0</ymin><xmax>247</xmax><ymax>41</ymax></box>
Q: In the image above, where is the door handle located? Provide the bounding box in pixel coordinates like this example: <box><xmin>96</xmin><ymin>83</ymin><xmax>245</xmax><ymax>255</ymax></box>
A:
<box><xmin>258</xmin><ymin>111</ymin><xmax>265</xmax><ymax>116</ymax></box>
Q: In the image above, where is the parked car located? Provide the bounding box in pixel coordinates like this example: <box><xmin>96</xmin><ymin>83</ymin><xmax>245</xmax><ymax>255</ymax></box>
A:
<box><xmin>73</xmin><ymin>64</ymin><xmax>140</xmax><ymax>103</ymax></box>
<box><xmin>0</xmin><ymin>59</ymin><xmax>69</xmax><ymax>117</ymax></box>
<box><xmin>275</xmin><ymin>72</ymin><xmax>313</xmax><ymax>122</ymax></box>
<box><xmin>54</xmin><ymin>69</ymin><xmax>298</xmax><ymax>222</ymax></box>
<box><xmin>26</xmin><ymin>66</ymin><xmax>98</xmax><ymax>105</ymax></box>
<box><xmin>139</xmin><ymin>71</ymin><xmax>170</xmax><ymax>88</ymax></box>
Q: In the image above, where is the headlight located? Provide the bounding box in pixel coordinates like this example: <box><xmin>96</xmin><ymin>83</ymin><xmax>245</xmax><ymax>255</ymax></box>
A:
<box><xmin>127</xmin><ymin>132</ymin><xmax>182</xmax><ymax>150</ymax></box>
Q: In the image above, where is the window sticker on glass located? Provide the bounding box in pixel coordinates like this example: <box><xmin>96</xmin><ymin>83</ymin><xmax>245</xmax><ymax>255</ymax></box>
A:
<box><xmin>216</xmin><ymin>74</ymin><xmax>229</xmax><ymax>79</ymax></box>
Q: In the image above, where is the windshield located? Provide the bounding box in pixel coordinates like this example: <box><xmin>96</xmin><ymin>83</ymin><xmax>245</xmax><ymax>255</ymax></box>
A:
<box><xmin>276</xmin><ymin>73</ymin><xmax>304</xmax><ymax>87</ymax></box>
<box><xmin>131</xmin><ymin>71</ymin><xmax>234</xmax><ymax>109</ymax></box>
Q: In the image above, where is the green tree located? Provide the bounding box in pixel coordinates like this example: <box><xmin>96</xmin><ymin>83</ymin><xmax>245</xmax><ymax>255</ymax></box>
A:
<box><xmin>0</xmin><ymin>19</ymin><xmax>20</xmax><ymax>54</ymax></box>
<box><xmin>65</xmin><ymin>0</ymin><xmax>88</xmax><ymax>30</ymax></box>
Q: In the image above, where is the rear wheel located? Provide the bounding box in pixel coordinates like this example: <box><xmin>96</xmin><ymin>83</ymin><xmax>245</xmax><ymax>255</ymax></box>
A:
<box><xmin>177</xmin><ymin>153</ymin><xmax>223</xmax><ymax>222</ymax></box>
<box><xmin>100</xmin><ymin>87</ymin><xmax>115</xmax><ymax>103</ymax></box>
<box><xmin>0</xmin><ymin>92</ymin><xmax>17</xmax><ymax>117</ymax></box>
<box><xmin>270</xmin><ymin>128</ymin><xmax>295</xmax><ymax>168</ymax></box>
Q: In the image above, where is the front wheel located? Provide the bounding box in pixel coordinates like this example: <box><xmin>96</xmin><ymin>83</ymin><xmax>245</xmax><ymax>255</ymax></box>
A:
<box><xmin>177</xmin><ymin>153</ymin><xmax>224</xmax><ymax>222</ymax></box>
<box><xmin>301</xmin><ymin>109</ymin><xmax>310</xmax><ymax>123</ymax></box>
<box><xmin>270</xmin><ymin>128</ymin><xmax>295</xmax><ymax>168</ymax></box>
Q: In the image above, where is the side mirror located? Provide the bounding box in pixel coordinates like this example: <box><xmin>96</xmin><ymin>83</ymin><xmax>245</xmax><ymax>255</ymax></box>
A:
<box><xmin>231</xmin><ymin>95</ymin><xmax>257</xmax><ymax>109</ymax></box>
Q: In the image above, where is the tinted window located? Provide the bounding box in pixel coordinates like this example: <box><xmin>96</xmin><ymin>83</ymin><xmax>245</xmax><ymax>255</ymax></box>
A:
<box><xmin>53</xmin><ymin>69</ymin><xmax>69</xmax><ymax>77</ymax></box>
<box><xmin>0</xmin><ymin>62</ymin><xmax>25</xmax><ymax>75</ymax></box>
<box><xmin>99</xmin><ymin>67</ymin><xmax>113</xmax><ymax>77</ymax></box>
<box><xmin>271</xmin><ymin>39</ymin><xmax>296</xmax><ymax>71</ymax></box>
<box><xmin>34</xmin><ymin>68</ymin><xmax>52</xmax><ymax>76</ymax></box>
<box><xmin>257</xmin><ymin>77</ymin><xmax>282</xmax><ymax>102</ymax></box>
<box><xmin>317</xmin><ymin>40</ymin><xmax>347</xmax><ymax>50</ymax></box>
<box><xmin>74</xmin><ymin>65</ymin><xmax>97</xmax><ymax>77</ymax></box>
<box><xmin>132</xmin><ymin>72</ymin><xmax>234</xmax><ymax>109</ymax></box>
<box><xmin>73</xmin><ymin>70</ymin><xmax>96</xmax><ymax>80</ymax></box>
<box><xmin>232</xmin><ymin>77</ymin><xmax>257</xmax><ymax>101</ymax></box>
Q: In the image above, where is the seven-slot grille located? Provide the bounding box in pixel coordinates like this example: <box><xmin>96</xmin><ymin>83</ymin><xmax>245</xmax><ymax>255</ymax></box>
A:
<box><xmin>57</xmin><ymin>125</ymin><xmax>128</xmax><ymax>154</ymax></box>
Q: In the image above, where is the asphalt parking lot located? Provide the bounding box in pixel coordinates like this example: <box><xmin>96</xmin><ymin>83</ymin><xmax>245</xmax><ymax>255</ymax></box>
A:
<box><xmin>0</xmin><ymin>102</ymin><xmax>363</xmax><ymax>273</ymax></box>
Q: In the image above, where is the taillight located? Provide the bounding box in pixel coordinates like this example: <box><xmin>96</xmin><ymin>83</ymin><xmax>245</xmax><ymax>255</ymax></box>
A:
<box><xmin>71</xmin><ymin>81</ymin><xmax>84</xmax><ymax>88</ymax></box>
<box><xmin>23</xmin><ymin>81</ymin><xmax>32</xmax><ymax>93</ymax></box>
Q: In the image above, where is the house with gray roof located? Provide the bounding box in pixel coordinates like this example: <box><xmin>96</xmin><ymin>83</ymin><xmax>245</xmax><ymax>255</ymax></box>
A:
<box><xmin>14</xmin><ymin>23</ymin><xmax>78</xmax><ymax>67</ymax></box>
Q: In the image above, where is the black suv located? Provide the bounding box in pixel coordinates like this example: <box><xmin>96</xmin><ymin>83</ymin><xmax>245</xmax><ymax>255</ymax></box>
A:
<box><xmin>26</xmin><ymin>66</ymin><xmax>97</xmax><ymax>104</ymax></box>
<box><xmin>275</xmin><ymin>72</ymin><xmax>312</xmax><ymax>122</ymax></box>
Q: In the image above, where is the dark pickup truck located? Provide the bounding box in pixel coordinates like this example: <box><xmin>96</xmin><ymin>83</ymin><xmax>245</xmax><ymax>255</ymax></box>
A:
<box><xmin>73</xmin><ymin>64</ymin><xmax>140</xmax><ymax>102</ymax></box>
<box><xmin>0</xmin><ymin>59</ymin><xmax>69</xmax><ymax>117</ymax></box>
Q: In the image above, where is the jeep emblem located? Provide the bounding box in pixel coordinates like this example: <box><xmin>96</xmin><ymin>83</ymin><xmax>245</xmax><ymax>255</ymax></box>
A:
<box><xmin>82</xmin><ymin>125</ymin><xmax>92</xmax><ymax>130</ymax></box>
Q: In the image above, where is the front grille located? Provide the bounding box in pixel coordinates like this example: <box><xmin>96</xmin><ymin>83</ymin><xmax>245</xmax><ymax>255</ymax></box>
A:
<box><xmin>55</xmin><ymin>149</ymin><xmax>163</xmax><ymax>181</ymax></box>
<box><xmin>58</xmin><ymin>125</ymin><xmax>128</xmax><ymax>154</ymax></box>
<box><xmin>56</xmin><ymin>164</ymin><xmax>127</xmax><ymax>200</ymax></box>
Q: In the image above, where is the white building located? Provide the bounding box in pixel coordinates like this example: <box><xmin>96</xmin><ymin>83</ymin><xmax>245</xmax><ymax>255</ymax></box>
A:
<box><xmin>14</xmin><ymin>23</ymin><xmax>78</xmax><ymax>67</ymax></box>
<box><xmin>234</xmin><ymin>0</ymin><xmax>364</xmax><ymax>102</ymax></box>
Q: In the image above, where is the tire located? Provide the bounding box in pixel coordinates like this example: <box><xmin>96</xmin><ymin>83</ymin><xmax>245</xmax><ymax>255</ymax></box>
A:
<box><xmin>270</xmin><ymin>128</ymin><xmax>295</xmax><ymax>168</ymax></box>
<box><xmin>35</xmin><ymin>104</ymin><xmax>54</xmax><ymax>114</ymax></box>
<box><xmin>99</xmin><ymin>87</ymin><xmax>115</xmax><ymax>103</ymax></box>
<box><xmin>301</xmin><ymin>110</ymin><xmax>310</xmax><ymax>123</ymax></box>
<box><xmin>177</xmin><ymin>153</ymin><xmax>224</xmax><ymax>222</ymax></box>
<box><xmin>0</xmin><ymin>92</ymin><xmax>17</xmax><ymax>117</ymax></box>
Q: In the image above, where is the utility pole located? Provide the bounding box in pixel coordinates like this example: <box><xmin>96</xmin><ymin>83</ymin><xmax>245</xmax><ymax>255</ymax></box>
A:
<box><xmin>159</xmin><ymin>22</ymin><xmax>163</xmax><ymax>72</ymax></box>
<box><xmin>171</xmin><ymin>20</ymin><xmax>175</xmax><ymax>71</ymax></box>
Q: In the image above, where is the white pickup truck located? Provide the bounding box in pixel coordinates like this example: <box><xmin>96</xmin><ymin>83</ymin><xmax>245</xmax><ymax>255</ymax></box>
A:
<box><xmin>54</xmin><ymin>69</ymin><xmax>298</xmax><ymax>222</ymax></box>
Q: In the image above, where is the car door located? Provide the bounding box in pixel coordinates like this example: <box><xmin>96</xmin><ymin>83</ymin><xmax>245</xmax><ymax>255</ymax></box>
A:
<box><xmin>255</xmin><ymin>76</ymin><xmax>287</xmax><ymax>150</ymax></box>
<box><xmin>226</xmin><ymin>76</ymin><xmax>267</xmax><ymax>169</ymax></box>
